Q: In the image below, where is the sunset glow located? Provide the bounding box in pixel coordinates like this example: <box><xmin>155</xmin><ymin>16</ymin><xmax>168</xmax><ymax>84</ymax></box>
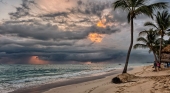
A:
<box><xmin>84</xmin><ymin>61</ymin><xmax>92</xmax><ymax>65</ymax></box>
<box><xmin>0</xmin><ymin>0</ymin><xmax>164</xmax><ymax>92</ymax></box>
<box><xmin>0</xmin><ymin>0</ymin><xmax>155</xmax><ymax>65</ymax></box>
<box><xmin>97</xmin><ymin>19</ymin><xmax>106</xmax><ymax>28</ymax></box>
<box><xmin>29</xmin><ymin>56</ymin><xmax>49</xmax><ymax>64</ymax></box>
<box><xmin>88</xmin><ymin>33</ymin><xmax>104</xmax><ymax>43</ymax></box>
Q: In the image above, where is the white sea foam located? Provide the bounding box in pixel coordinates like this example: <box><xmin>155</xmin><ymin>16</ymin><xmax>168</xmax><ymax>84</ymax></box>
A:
<box><xmin>0</xmin><ymin>62</ymin><xmax>152</xmax><ymax>93</ymax></box>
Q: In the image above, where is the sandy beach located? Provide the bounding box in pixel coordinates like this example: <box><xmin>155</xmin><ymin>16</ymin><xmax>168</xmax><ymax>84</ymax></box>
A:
<box><xmin>9</xmin><ymin>65</ymin><xmax>170</xmax><ymax>93</ymax></box>
<box><xmin>9</xmin><ymin>68</ymin><xmax>126</xmax><ymax>93</ymax></box>
<box><xmin>42</xmin><ymin>65</ymin><xmax>170</xmax><ymax>93</ymax></box>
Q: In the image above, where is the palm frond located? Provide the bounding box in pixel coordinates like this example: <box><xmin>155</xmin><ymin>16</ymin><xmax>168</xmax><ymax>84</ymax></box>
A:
<box><xmin>155</xmin><ymin>38</ymin><xmax>161</xmax><ymax>44</ymax></box>
<box><xmin>144</xmin><ymin>22</ymin><xmax>158</xmax><ymax>29</ymax></box>
<box><xmin>135</xmin><ymin>5</ymin><xmax>153</xmax><ymax>18</ymax></box>
<box><xmin>156</xmin><ymin>11</ymin><xmax>165</xmax><ymax>30</ymax></box>
<box><xmin>139</xmin><ymin>30</ymin><xmax>148</xmax><ymax>36</ymax></box>
<box><xmin>135</xmin><ymin>2</ymin><xmax>168</xmax><ymax>19</ymax></box>
<box><xmin>134</xmin><ymin>44</ymin><xmax>148</xmax><ymax>49</ymax></box>
<box><xmin>134</xmin><ymin>0</ymin><xmax>146</xmax><ymax>7</ymax></box>
<box><xmin>148</xmin><ymin>2</ymin><xmax>169</xmax><ymax>11</ymax></box>
<box><xmin>113</xmin><ymin>0</ymin><xmax>130</xmax><ymax>11</ymax></box>
<box><xmin>155</xmin><ymin>11</ymin><xmax>170</xmax><ymax>36</ymax></box>
<box><xmin>137</xmin><ymin>37</ymin><xmax>148</xmax><ymax>43</ymax></box>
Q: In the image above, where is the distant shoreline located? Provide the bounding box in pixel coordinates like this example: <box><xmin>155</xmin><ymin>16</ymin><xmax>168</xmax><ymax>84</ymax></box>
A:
<box><xmin>9</xmin><ymin>68</ymin><xmax>133</xmax><ymax>93</ymax></box>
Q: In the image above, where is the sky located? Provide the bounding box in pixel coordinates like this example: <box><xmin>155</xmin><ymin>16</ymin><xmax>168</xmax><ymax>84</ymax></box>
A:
<box><xmin>0</xmin><ymin>0</ymin><xmax>169</xmax><ymax>64</ymax></box>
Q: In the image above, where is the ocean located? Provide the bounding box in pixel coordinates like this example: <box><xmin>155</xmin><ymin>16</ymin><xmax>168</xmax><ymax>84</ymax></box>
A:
<box><xmin>0</xmin><ymin>62</ymin><xmax>152</xmax><ymax>93</ymax></box>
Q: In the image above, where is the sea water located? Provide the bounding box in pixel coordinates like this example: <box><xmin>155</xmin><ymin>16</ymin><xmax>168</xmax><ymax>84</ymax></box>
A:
<box><xmin>0</xmin><ymin>62</ymin><xmax>151</xmax><ymax>93</ymax></box>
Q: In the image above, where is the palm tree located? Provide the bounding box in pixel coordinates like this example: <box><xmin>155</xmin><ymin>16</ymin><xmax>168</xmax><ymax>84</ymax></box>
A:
<box><xmin>113</xmin><ymin>0</ymin><xmax>168</xmax><ymax>73</ymax></box>
<box><xmin>134</xmin><ymin>29</ymin><xmax>158</xmax><ymax>62</ymax></box>
<box><xmin>153</xmin><ymin>38</ymin><xmax>162</xmax><ymax>58</ymax></box>
<box><xmin>144</xmin><ymin>11</ymin><xmax>170</xmax><ymax>64</ymax></box>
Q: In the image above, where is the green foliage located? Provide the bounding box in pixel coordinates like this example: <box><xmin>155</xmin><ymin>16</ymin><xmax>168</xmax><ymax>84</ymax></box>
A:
<box><xmin>144</xmin><ymin>22</ymin><xmax>158</xmax><ymax>29</ymax></box>
<box><xmin>113</xmin><ymin>0</ymin><xmax>168</xmax><ymax>73</ymax></box>
<box><xmin>134</xmin><ymin>29</ymin><xmax>159</xmax><ymax>60</ymax></box>
<box><xmin>113</xmin><ymin>0</ymin><xmax>168</xmax><ymax>23</ymax></box>
<box><xmin>144</xmin><ymin>10</ymin><xmax>170</xmax><ymax>62</ymax></box>
<box><xmin>134</xmin><ymin>44</ymin><xmax>148</xmax><ymax>49</ymax></box>
<box><xmin>145</xmin><ymin>10</ymin><xmax>170</xmax><ymax>36</ymax></box>
<box><xmin>134</xmin><ymin>29</ymin><xmax>157</xmax><ymax>50</ymax></box>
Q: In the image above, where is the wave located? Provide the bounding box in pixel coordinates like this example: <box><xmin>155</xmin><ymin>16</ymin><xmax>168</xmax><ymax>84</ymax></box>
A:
<box><xmin>0</xmin><ymin>63</ymin><xmax>152</xmax><ymax>93</ymax></box>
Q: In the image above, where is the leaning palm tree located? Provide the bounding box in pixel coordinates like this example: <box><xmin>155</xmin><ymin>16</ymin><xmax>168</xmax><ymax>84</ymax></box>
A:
<box><xmin>134</xmin><ymin>29</ymin><xmax>158</xmax><ymax>62</ymax></box>
<box><xmin>144</xmin><ymin>10</ymin><xmax>170</xmax><ymax>64</ymax></box>
<box><xmin>153</xmin><ymin>38</ymin><xmax>162</xmax><ymax>58</ymax></box>
<box><xmin>113</xmin><ymin>0</ymin><xmax>168</xmax><ymax>73</ymax></box>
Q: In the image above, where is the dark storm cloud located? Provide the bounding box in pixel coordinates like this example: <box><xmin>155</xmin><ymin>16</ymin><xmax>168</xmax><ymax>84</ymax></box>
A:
<box><xmin>21</xmin><ymin>0</ymin><xmax>35</xmax><ymax>9</ymax></box>
<box><xmin>0</xmin><ymin>49</ymin><xmax>154</xmax><ymax>64</ymax></box>
<box><xmin>9</xmin><ymin>7</ymin><xmax>30</xmax><ymax>19</ymax></box>
<box><xmin>46</xmin><ymin>52</ymin><xmax>116</xmax><ymax>62</ymax></box>
<box><xmin>0</xmin><ymin>38</ymin><xmax>75</xmax><ymax>47</ymax></box>
<box><xmin>0</xmin><ymin>23</ymin><xmax>87</xmax><ymax>40</ymax></box>
<box><xmin>0</xmin><ymin>21</ymin><xmax>120</xmax><ymax>40</ymax></box>
<box><xmin>5</xmin><ymin>19</ymin><xmax>36</xmax><ymax>24</ymax></box>
<box><xmin>90</xmin><ymin>26</ymin><xmax>120</xmax><ymax>34</ymax></box>
<box><xmin>0</xmin><ymin>56</ymin><xmax>30</xmax><ymax>64</ymax></box>
<box><xmin>0</xmin><ymin>0</ymin><xmax>121</xmax><ymax>41</ymax></box>
<box><xmin>129</xmin><ymin>51</ymin><xmax>154</xmax><ymax>63</ymax></box>
<box><xmin>40</xmin><ymin>12</ymin><xmax>69</xmax><ymax>18</ymax></box>
<box><xmin>0</xmin><ymin>0</ymin><xmax>158</xmax><ymax>64</ymax></box>
<box><xmin>74</xmin><ymin>1</ymin><xmax>111</xmax><ymax>16</ymax></box>
<box><xmin>0</xmin><ymin>48</ymin><xmax>118</xmax><ymax>64</ymax></box>
<box><xmin>111</xmin><ymin>9</ymin><xmax>128</xmax><ymax>23</ymax></box>
<box><xmin>0</xmin><ymin>0</ymin><xmax>123</xmax><ymax>64</ymax></box>
<box><xmin>39</xmin><ymin>0</ymin><xmax>112</xmax><ymax>22</ymax></box>
<box><xmin>9</xmin><ymin>0</ymin><xmax>35</xmax><ymax>19</ymax></box>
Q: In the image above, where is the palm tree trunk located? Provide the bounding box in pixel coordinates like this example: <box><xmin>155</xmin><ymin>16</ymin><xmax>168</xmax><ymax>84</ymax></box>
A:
<box><xmin>153</xmin><ymin>51</ymin><xmax>158</xmax><ymax>62</ymax></box>
<box><xmin>159</xmin><ymin>35</ymin><xmax>163</xmax><ymax>64</ymax></box>
<box><xmin>151</xmin><ymin>46</ymin><xmax>158</xmax><ymax>61</ymax></box>
<box><xmin>122</xmin><ymin>18</ymin><xmax>133</xmax><ymax>73</ymax></box>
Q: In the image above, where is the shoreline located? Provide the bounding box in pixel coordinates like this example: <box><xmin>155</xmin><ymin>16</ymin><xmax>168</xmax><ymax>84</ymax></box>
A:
<box><xmin>41</xmin><ymin>65</ymin><xmax>159</xmax><ymax>93</ymax></box>
<box><xmin>9</xmin><ymin>68</ymin><xmax>133</xmax><ymax>93</ymax></box>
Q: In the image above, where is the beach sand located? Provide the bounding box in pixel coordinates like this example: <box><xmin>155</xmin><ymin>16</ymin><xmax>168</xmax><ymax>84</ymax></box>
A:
<box><xmin>43</xmin><ymin>65</ymin><xmax>170</xmax><ymax>93</ymax></box>
<box><xmin>9</xmin><ymin>69</ymin><xmax>124</xmax><ymax>93</ymax></box>
<box><xmin>10</xmin><ymin>65</ymin><xmax>170</xmax><ymax>93</ymax></box>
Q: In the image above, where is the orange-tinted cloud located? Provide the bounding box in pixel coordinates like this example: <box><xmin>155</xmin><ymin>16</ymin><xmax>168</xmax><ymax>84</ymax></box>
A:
<box><xmin>84</xmin><ymin>61</ymin><xmax>92</xmax><ymax>65</ymax></box>
<box><xmin>29</xmin><ymin>56</ymin><xmax>49</xmax><ymax>64</ymax></box>
<box><xmin>97</xmin><ymin>19</ymin><xmax>106</xmax><ymax>28</ymax></box>
<box><xmin>35</xmin><ymin>0</ymin><xmax>78</xmax><ymax>13</ymax></box>
<box><xmin>88</xmin><ymin>33</ymin><xmax>104</xmax><ymax>43</ymax></box>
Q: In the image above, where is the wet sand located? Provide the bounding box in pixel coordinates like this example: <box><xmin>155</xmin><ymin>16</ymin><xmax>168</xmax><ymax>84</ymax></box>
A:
<box><xmin>10</xmin><ymin>65</ymin><xmax>170</xmax><ymax>93</ymax></box>
<box><xmin>42</xmin><ymin>65</ymin><xmax>170</xmax><ymax>93</ymax></box>
<box><xmin>9</xmin><ymin>68</ymin><xmax>128</xmax><ymax>93</ymax></box>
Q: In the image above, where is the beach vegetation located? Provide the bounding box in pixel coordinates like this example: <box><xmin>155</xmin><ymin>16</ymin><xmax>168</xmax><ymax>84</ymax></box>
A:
<box><xmin>144</xmin><ymin>10</ymin><xmax>170</xmax><ymax>64</ymax></box>
<box><xmin>134</xmin><ymin>29</ymin><xmax>159</xmax><ymax>62</ymax></box>
<box><xmin>113</xmin><ymin>0</ymin><xmax>168</xmax><ymax>73</ymax></box>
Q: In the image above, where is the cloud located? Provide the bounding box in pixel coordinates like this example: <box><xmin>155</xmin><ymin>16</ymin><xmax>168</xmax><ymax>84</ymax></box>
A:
<box><xmin>29</xmin><ymin>56</ymin><xmax>49</xmax><ymax>64</ymax></box>
<box><xmin>40</xmin><ymin>12</ymin><xmax>69</xmax><ymax>18</ymax></box>
<box><xmin>0</xmin><ymin>23</ymin><xmax>85</xmax><ymax>40</ymax></box>
<box><xmin>35</xmin><ymin>0</ymin><xmax>79</xmax><ymax>13</ymax></box>
<box><xmin>0</xmin><ymin>49</ymin><xmax>154</xmax><ymax>64</ymax></box>
<box><xmin>5</xmin><ymin>19</ymin><xmax>36</xmax><ymax>24</ymax></box>
<box><xmin>1</xmin><ymin>0</ymin><xmax>121</xmax><ymax>41</ymax></box>
<box><xmin>0</xmin><ymin>0</ymin><xmax>159</xmax><ymax>64</ymax></box>
<box><xmin>9</xmin><ymin>0</ymin><xmax>35</xmax><ymax>19</ymax></box>
<box><xmin>0</xmin><ymin>19</ymin><xmax>120</xmax><ymax>41</ymax></box>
